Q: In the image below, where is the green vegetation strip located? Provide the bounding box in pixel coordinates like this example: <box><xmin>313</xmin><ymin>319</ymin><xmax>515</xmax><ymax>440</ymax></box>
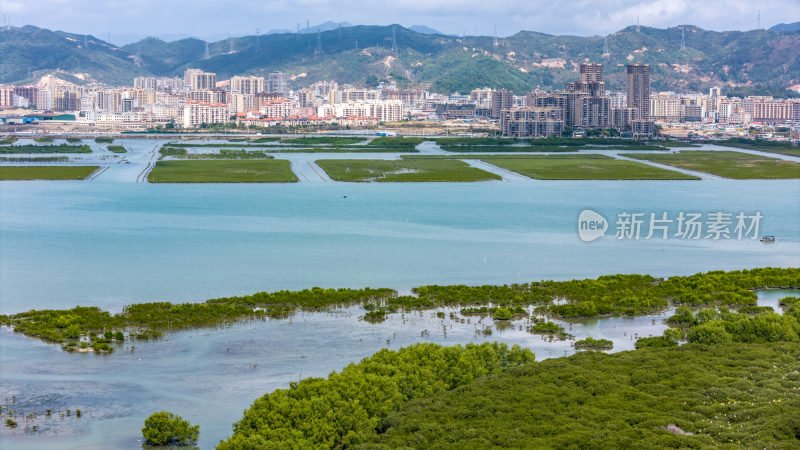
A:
<box><xmin>34</xmin><ymin>137</ymin><xmax>53</xmax><ymax>143</ymax></box>
<box><xmin>0</xmin><ymin>166</ymin><xmax>98</xmax><ymax>180</ymax></box>
<box><xmin>365</xmin><ymin>137</ymin><xmax>424</xmax><ymax>149</ymax></box>
<box><xmin>316</xmin><ymin>159</ymin><xmax>501</xmax><ymax>182</ymax></box>
<box><xmin>573</xmin><ymin>337</ymin><xmax>613</xmax><ymax>349</ymax></box>
<box><xmin>713</xmin><ymin>138</ymin><xmax>800</xmax><ymax>157</ymax></box>
<box><xmin>163</xmin><ymin>143</ymin><xmax>418</xmax><ymax>153</ymax></box>
<box><xmin>147</xmin><ymin>160</ymin><xmax>298</xmax><ymax>183</ymax></box>
<box><xmin>176</xmin><ymin>150</ymin><xmax>274</xmax><ymax>160</ymax></box>
<box><xmin>441</xmin><ymin>144</ymin><xmax>580</xmax><ymax>152</ymax></box>
<box><xmin>0</xmin><ymin>156</ymin><xmax>69</xmax><ymax>162</ymax></box>
<box><xmin>106</xmin><ymin>145</ymin><xmax>127</xmax><ymax>153</ymax></box>
<box><xmin>282</xmin><ymin>136</ymin><xmax>365</xmax><ymax>145</ymax></box>
<box><xmin>1</xmin><ymin>268</ymin><xmax>796</xmax><ymax>354</ymax></box>
<box><xmin>94</xmin><ymin>137</ymin><xmax>113</xmax><ymax>143</ymax></box>
<box><xmin>480</xmin><ymin>154</ymin><xmax>699</xmax><ymax>180</ymax></box>
<box><xmin>436</xmin><ymin>137</ymin><xmax>688</xmax><ymax>151</ymax></box>
<box><xmin>0</xmin><ymin>137</ymin><xmax>18</xmax><ymax>145</ymax></box>
<box><xmin>623</xmin><ymin>150</ymin><xmax>800</xmax><ymax>179</ymax></box>
<box><xmin>0</xmin><ymin>144</ymin><xmax>92</xmax><ymax>154</ymax></box>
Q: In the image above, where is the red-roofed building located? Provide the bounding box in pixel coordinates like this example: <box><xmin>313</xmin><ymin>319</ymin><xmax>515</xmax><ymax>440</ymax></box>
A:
<box><xmin>182</xmin><ymin>99</ymin><xmax>230</xmax><ymax>128</ymax></box>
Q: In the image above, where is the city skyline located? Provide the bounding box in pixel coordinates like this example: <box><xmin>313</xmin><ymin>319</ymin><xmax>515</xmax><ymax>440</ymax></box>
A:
<box><xmin>0</xmin><ymin>0</ymin><xmax>798</xmax><ymax>45</ymax></box>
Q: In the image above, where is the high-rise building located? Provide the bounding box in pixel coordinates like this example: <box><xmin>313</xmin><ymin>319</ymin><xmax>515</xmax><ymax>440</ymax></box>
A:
<box><xmin>14</xmin><ymin>86</ymin><xmax>38</xmax><ymax>108</ymax></box>
<box><xmin>230</xmin><ymin>76</ymin><xmax>265</xmax><ymax>95</ymax></box>
<box><xmin>134</xmin><ymin>77</ymin><xmax>157</xmax><ymax>90</ymax></box>
<box><xmin>0</xmin><ymin>86</ymin><xmax>14</xmax><ymax>108</ymax></box>
<box><xmin>500</xmin><ymin>107</ymin><xmax>564</xmax><ymax>137</ymax></box>
<box><xmin>627</xmin><ymin>63</ymin><xmax>650</xmax><ymax>120</ymax></box>
<box><xmin>579</xmin><ymin>63</ymin><xmax>605</xmax><ymax>97</ymax></box>
<box><xmin>267</xmin><ymin>72</ymin><xmax>290</xmax><ymax>95</ymax></box>
<box><xmin>184</xmin><ymin>69</ymin><xmax>217</xmax><ymax>91</ymax></box>
<box><xmin>491</xmin><ymin>89</ymin><xmax>514</xmax><ymax>119</ymax></box>
<box><xmin>182</xmin><ymin>100</ymin><xmax>230</xmax><ymax>128</ymax></box>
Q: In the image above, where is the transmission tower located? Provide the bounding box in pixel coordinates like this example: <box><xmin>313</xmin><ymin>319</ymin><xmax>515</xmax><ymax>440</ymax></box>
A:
<box><xmin>757</xmin><ymin>10</ymin><xmax>761</xmax><ymax>29</ymax></box>
<box><xmin>603</xmin><ymin>34</ymin><xmax>610</xmax><ymax>56</ymax></box>
<box><xmin>680</xmin><ymin>27</ymin><xmax>686</xmax><ymax>50</ymax></box>
<box><xmin>636</xmin><ymin>16</ymin><xmax>640</xmax><ymax>32</ymax></box>
<box><xmin>493</xmin><ymin>24</ymin><xmax>498</xmax><ymax>46</ymax></box>
<box><xmin>205</xmin><ymin>42</ymin><xmax>210</xmax><ymax>59</ymax></box>
<box><xmin>256</xmin><ymin>28</ymin><xmax>260</xmax><ymax>52</ymax></box>
<box><xmin>229</xmin><ymin>35</ymin><xmax>234</xmax><ymax>53</ymax></box>
<box><xmin>391</xmin><ymin>26</ymin><xmax>397</xmax><ymax>54</ymax></box>
<box><xmin>314</xmin><ymin>30</ymin><xmax>323</xmax><ymax>56</ymax></box>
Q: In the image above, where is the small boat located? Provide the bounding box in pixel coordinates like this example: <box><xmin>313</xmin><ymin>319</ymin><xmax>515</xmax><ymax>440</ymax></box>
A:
<box><xmin>760</xmin><ymin>235</ymin><xmax>776</xmax><ymax>243</ymax></box>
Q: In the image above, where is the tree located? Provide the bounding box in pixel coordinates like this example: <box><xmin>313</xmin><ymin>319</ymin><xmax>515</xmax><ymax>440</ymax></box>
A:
<box><xmin>365</xmin><ymin>74</ymin><xmax>379</xmax><ymax>87</ymax></box>
<box><xmin>493</xmin><ymin>307</ymin><xmax>512</xmax><ymax>320</ymax></box>
<box><xmin>687</xmin><ymin>321</ymin><xmax>731</xmax><ymax>345</ymax></box>
<box><xmin>141</xmin><ymin>411</ymin><xmax>199</xmax><ymax>446</ymax></box>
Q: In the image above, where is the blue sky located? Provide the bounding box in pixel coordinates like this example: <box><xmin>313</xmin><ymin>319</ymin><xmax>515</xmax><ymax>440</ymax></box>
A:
<box><xmin>0</xmin><ymin>0</ymin><xmax>798</xmax><ymax>44</ymax></box>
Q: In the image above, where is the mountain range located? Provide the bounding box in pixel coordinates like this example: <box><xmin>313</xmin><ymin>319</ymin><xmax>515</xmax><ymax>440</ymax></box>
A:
<box><xmin>1</xmin><ymin>23</ymin><xmax>799</xmax><ymax>95</ymax></box>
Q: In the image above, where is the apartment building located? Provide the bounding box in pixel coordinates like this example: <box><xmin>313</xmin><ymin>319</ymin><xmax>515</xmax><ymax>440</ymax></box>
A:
<box><xmin>0</xmin><ymin>86</ymin><xmax>14</xmax><ymax>108</ymax></box>
<box><xmin>184</xmin><ymin>69</ymin><xmax>217</xmax><ymax>91</ymax></box>
<box><xmin>500</xmin><ymin>107</ymin><xmax>565</xmax><ymax>137</ymax></box>
<box><xmin>627</xmin><ymin>63</ymin><xmax>650</xmax><ymax>120</ymax></box>
<box><xmin>267</xmin><ymin>72</ymin><xmax>289</xmax><ymax>95</ymax></box>
<box><xmin>182</xmin><ymin>100</ymin><xmax>230</xmax><ymax>128</ymax></box>
<box><xmin>650</xmin><ymin>93</ymin><xmax>682</xmax><ymax>122</ymax></box>
<box><xmin>230</xmin><ymin>76</ymin><xmax>265</xmax><ymax>95</ymax></box>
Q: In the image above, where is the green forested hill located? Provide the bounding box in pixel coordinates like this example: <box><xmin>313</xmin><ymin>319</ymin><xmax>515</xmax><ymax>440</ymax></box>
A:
<box><xmin>0</xmin><ymin>25</ymin><xmax>150</xmax><ymax>84</ymax></box>
<box><xmin>2</xmin><ymin>24</ymin><xmax>799</xmax><ymax>94</ymax></box>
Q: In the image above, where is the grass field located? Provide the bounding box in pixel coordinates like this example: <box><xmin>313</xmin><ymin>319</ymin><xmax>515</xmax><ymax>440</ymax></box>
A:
<box><xmin>623</xmin><ymin>150</ymin><xmax>800</xmax><ymax>179</ymax></box>
<box><xmin>480</xmin><ymin>155</ymin><xmax>699</xmax><ymax>180</ymax></box>
<box><xmin>282</xmin><ymin>136</ymin><xmax>365</xmax><ymax>145</ymax></box>
<box><xmin>107</xmin><ymin>145</ymin><xmax>127</xmax><ymax>153</ymax></box>
<box><xmin>316</xmin><ymin>159</ymin><xmax>502</xmax><ymax>182</ymax></box>
<box><xmin>0</xmin><ymin>166</ymin><xmax>98</xmax><ymax>180</ymax></box>
<box><xmin>714</xmin><ymin>139</ymin><xmax>800</xmax><ymax>157</ymax></box>
<box><xmin>0</xmin><ymin>144</ymin><xmax>92</xmax><ymax>154</ymax></box>
<box><xmin>147</xmin><ymin>160</ymin><xmax>298</xmax><ymax>183</ymax></box>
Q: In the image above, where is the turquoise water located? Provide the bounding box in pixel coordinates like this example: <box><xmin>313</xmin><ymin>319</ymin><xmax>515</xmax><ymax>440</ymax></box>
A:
<box><xmin>1</xmin><ymin>139</ymin><xmax>799</xmax><ymax>448</ymax></box>
<box><xmin>1</xmin><ymin>179</ymin><xmax>798</xmax><ymax>314</ymax></box>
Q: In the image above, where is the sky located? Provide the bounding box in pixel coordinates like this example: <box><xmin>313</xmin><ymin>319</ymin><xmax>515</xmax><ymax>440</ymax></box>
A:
<box><xmin>0</xmin><ymin>0</ymin><xmax>798</xmax><ymax>44</ymax></box>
